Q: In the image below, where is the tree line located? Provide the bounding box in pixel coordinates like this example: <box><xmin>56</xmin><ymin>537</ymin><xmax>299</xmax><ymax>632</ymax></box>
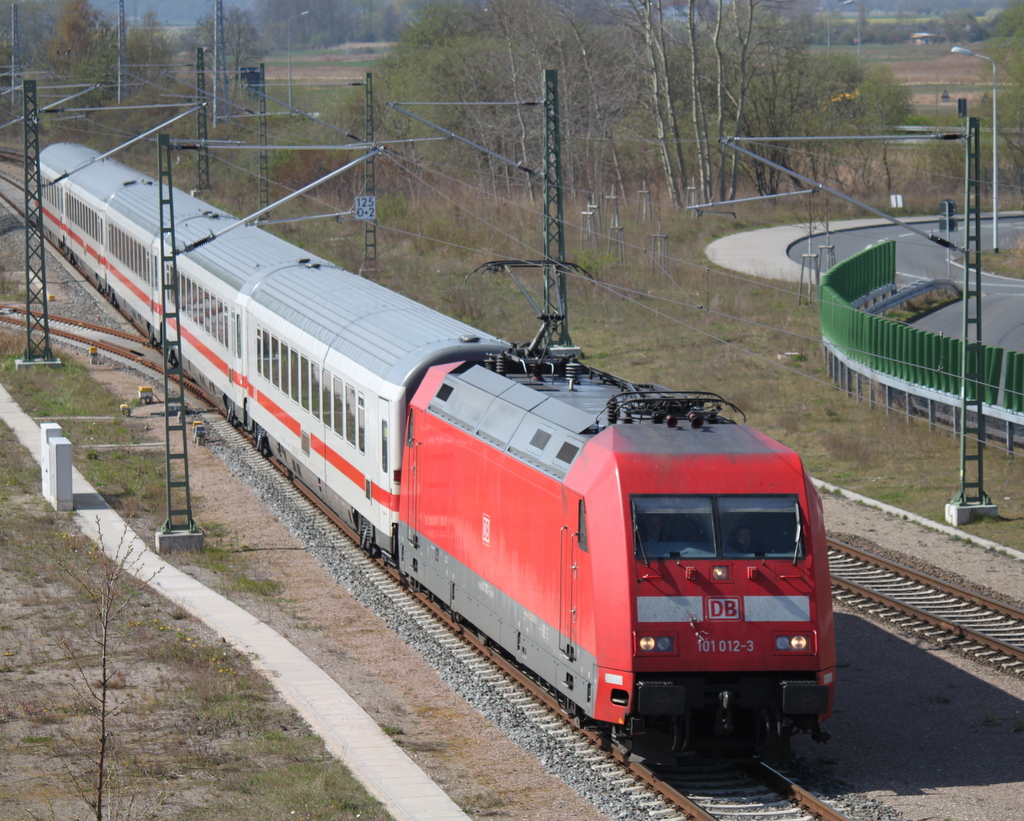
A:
<box><xmin>4</xmin><ymin>0</ymin><xmax>1024</xmax><ymax>208</ymax></box>
<box><xmin>375</xmin><ymin>0</ymin><xmax>916</xmax><ymax>205</ymax></box>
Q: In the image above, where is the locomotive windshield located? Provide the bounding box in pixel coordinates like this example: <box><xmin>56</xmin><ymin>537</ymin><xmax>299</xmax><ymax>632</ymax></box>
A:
<box><xmin>632</xmin><ymin>495</ymin><xmax>803</xmax><ymax>561</ymax></box>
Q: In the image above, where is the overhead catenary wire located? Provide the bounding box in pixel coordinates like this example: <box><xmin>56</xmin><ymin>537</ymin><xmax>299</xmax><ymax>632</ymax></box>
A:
<box><xmin>63</xmin><ymin>69</ymin><xmax>1009</xmax><ymax>451</ymax></box>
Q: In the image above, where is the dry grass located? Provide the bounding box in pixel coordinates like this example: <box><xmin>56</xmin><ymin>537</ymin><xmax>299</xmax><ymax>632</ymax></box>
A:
<box><xmin>0</xmin><ymin>449</ymin><xmax>390</xmax><ymax>821</ymax></box>
<box><xmin>8</xmin><ymin>45</ymin><xmax>1021</xmax><ymax>539</ymax></box>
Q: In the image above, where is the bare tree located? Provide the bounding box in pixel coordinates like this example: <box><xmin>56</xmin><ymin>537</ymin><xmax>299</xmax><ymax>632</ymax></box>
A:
<box><xmin>56</xmin><ymin>526</ymin><xmax>158</xmax><ymax>821</ymax></box>
<box><xmin>622</xmin><ymin>0</ymin><xmax>687</xmax><ymax>207</ymax></box>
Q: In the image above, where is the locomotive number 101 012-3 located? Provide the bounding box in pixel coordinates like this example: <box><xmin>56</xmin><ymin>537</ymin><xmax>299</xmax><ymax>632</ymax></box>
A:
<box><xmin>697</xmin><ymin>639</ymin><xmax>755</xmax><ymax>653</ymax></box>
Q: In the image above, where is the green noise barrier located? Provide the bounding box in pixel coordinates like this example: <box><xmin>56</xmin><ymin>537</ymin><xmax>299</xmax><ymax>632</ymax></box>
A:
<box><xmin>819</xmin><ymin>241</ymin><xmax>1016</xmax><ymax>414</ymax></box>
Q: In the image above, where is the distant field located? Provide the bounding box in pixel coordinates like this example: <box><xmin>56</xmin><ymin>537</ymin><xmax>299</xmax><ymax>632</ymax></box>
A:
<box><xmin>822</xmin><ymin>42</ymin><xmax>999</xmax><ymax>116</ymax></box>
<box><xmin>262</xmin><ymin>42</ymin><xmax>391</xmax><ymax>82</ymax></box>
<box><xmin>277</xmin><ymin>40</ymin><xmax>993</xmax><ymax>116</ymax></box>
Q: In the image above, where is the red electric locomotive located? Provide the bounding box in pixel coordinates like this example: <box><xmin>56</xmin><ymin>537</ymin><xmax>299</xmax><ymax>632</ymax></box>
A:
<box><xmin>398</xmin><ymin>350</ymin><xmax>834</xmax><ymax>759</ymax></box>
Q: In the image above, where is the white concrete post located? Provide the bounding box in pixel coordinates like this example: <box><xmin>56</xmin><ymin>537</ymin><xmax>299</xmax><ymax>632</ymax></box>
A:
<box><xmin>40</xmin><ymin>422</ymin><xmax>62</xmax><ymax>504</ymax></box>
<box><xmin>49</xmin><ymin>436</ymin><xmax>73</xmax><ymax>512</ymax></box>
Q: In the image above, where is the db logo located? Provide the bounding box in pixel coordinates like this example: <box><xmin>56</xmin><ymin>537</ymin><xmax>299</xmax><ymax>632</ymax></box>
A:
<box><xmin>706</xmin><ymin>598</ymin><xmax>741</xmax><ymax>620</ymax></box>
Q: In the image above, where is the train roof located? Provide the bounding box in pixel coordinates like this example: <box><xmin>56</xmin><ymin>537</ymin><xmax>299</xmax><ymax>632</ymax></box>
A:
<box><xmin>427</xmin><ymin>363</ymin><xmax>791</xmax><ymax>481</ymax></box>
<box><xmin>40</xmin><ymin>141</ymin><xmax>508</xmax><ymax>386</ymax></box>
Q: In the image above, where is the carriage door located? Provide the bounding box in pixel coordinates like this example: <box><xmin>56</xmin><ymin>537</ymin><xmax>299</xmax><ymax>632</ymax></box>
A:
<box><xmin>376</xmin><ymin>399</ymin><xmax>392</xmax><ymax>534</ymax></box>
<box><xmin>559</xmin><ymin>498</ymin><xmax>585</xmax><ymax>661</ymax></box>
<box><xmin>228</xmin><ymin>310</ymin><xmax>244</xmax><ymax>414</ymax></box>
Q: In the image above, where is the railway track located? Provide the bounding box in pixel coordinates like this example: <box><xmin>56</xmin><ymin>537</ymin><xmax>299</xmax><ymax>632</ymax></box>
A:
<box><xmin>3</xmin><ymin>294</ymin><xmax>853</xmax><ymax>819</ymax></box>
<box><xmin>203</xmin><ymin>414</ymin><xmax>851</xmax><ymax>821</ymax></box>
<box><xmin>828</xmin><ymin>538</ymin><xmax>1024</xmax><ymax>673</ymax></box>
<box><xmin>3</xmin><ymin>148</ymin><xmax>1018</xmax><ymax>821</ymax></box>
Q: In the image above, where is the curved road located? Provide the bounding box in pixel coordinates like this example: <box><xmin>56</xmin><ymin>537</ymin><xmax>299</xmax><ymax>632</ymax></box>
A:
<box><xmin>782</xmin><ymin>214</ymin><xmax>1024</xmax><ymax>353</ymax></box>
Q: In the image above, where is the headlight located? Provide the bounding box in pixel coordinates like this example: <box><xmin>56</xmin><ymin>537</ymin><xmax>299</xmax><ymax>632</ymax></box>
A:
<box><xmin>775</xmin><ymin>634</ymin><xmax>811</xmax><ymax>652</ymax></box>
<box><xmin>711</xmin><ymin>565</ymin><xmax>730</xmax><ymax>581</ymax></box>
<box><xmin>638</xmin><ymin>635</ymin><xmax>675</xmax><ymax>653</ymax></box>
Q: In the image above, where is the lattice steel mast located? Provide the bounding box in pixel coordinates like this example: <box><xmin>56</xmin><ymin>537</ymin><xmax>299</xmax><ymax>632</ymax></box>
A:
<box><xmin>362</xmin><ymin>72</ymin><xmax>377</xmax><ymax>275</ymax></box>
<box><xmin>20</xmin><ymin>80</ymin><xmax>56</xmax><ymax>366</ymax></box>
<box><xmin>195</xmin><ymin>48</ymin><xmax>209</xmax><ymax>190</ymax></box>
<box><xmin>542</xmin><ymin>68</ymin><xmax>572</xmax><ymax>348</ymax></box>
<box><xmin>156</xmin><ymin>134</ymin><xmax>202</xmax><ymax>547</ymax></box>
<box><xmin>947</xmin><ymin>116</ymin><xmax>996</xmax><ymax>523</ymax></box>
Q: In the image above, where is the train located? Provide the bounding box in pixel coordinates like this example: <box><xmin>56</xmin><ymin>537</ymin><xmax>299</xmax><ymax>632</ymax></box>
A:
<box><xmin>39</xmin><ymin>142</ymin><xmax>835</xmax><ymax>761</ymax></box>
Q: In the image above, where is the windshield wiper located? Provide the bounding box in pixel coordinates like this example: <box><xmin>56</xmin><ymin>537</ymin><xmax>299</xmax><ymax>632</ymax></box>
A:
<box><xmin>792</xmin><ymin>501</ymin><xmax>802</xmax><ymax>565</ymax></box>
<box><xmin>632</xmin><ymin>503</ymin><xmax>650</xmax><ymax>567</ymax></box>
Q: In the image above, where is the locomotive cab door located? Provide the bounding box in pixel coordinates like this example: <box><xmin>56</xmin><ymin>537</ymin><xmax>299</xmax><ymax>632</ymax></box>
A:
<box><xmin>405</xmin><ymin>408</ymin><xmax>421</xmax><ymax>549</ymax></box>
<box><xmin>559</xmin><ymin>498</ymin><xmax>585</xmax><ymax>661</ymax></box>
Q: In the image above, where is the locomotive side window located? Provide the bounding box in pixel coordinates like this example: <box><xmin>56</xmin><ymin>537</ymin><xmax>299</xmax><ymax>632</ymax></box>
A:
<box><xmin>631</xmin><ymin>495</ymin><xmax>803</xmax><ymax>561</ymax></box>
<box><xmin>577</xmin><ymin>500</ymin><xmax>589</xmax><ymax>553</ymax></box>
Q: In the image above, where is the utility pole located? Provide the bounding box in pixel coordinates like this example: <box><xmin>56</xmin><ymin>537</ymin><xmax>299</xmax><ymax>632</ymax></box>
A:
<box><xmin>542</xmin><ymin>68</ymin><xmax>572</xmax><ymax>349</ymax></box>
<box><xmin>117</xmin><ymin>0</ymin><xmax>126</xmax><ymax>103</ymax></box>
<box><xmin>155</xmin><ymin>134</ymin><xmax>204</xmax><ymax>554</ymax></box>
<box><xmin>362</xmin><ymin>72</ymin><xmax>377</xmax><ymax>276</ymax></box>
<box><xmin>213</xmin><ymin>0</ymin><xmax>227</xmax><ymax>126</ymax></box>
<box><xmin>946</xmin><ymin>116</ymin><xmax>997</xmax><ymax>526</ymax></box>
<box><xmin>258</xmin><ymin>63</ymin><xmax>268</xmax><ymax>212</ymax></box>
<box><xmin>10</xmin><ymin>5</ymin><xmax>19</xmax><ymax>111</ymax></box>
<box><xmin>17</xmin><ymin>80</ymin><xmax>59</xmax><ymax>371</ymax></box>
<box><xmin>195</xmin><ymin>48</ymin><xmax>210</xmax><ymax>191</ymax></box>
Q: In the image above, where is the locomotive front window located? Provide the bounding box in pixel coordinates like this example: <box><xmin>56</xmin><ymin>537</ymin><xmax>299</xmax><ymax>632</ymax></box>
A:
<box><xmin>632</xmin><ymin>495</ymin><xmax>803</xmax><ymax>561</ymax></box>
<box><xmin>719</xmin><ymin>496</ymin><xmax>802</xmax><ymax>559</ymax></box>
<box><xmin>633</xmin><ymin>497</ymin><xmax>716</xmax><ymax>560</ymax></box>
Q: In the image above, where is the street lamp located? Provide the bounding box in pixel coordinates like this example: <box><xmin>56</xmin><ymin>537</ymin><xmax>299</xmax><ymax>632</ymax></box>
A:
<box><xmin>952</xmin><ymin>46</ymin><xmax>999</xmax><ymax>253</ymax></box>
<box><xmin>840</xmin><ymin>0</ymin><xmax>861</xmax><ymax>67</ymax></box>
<box><xmin>287</xmin><ymin>10</ymin><xmax>309</xmax><ymax>110</ymax></box>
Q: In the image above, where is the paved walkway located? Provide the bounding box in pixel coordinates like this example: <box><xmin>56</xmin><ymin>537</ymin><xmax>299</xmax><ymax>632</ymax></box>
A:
<box><xmin>704</xmin><ymin>216</ymin><xmax>939</xmax><ymax>282</ymax></box>
<box><xmin>0</xmin><ymin>381</ymin><xmax>470</xmax><ymax>821</ymax></box>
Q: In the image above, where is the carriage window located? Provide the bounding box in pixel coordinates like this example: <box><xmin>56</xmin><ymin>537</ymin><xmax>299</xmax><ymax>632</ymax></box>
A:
<box><xmin>289</xmin><ymin>349</ymin><xmax>300</xmax><ymax>402</ymax></box>
<box><xmin>357</xmin><ymin>394</ymin><xmax>365</xmax><ymax>453</ymax></box>
<box><xmin>345</xmin><ymin>384</ymin><xmax>356</xmax><ymax>446</ymax></box>
<box><xmin>381</xmin><ymin>419</ymin><xmax>388</xmax><ymax>474</ymax></box>
<box><xmin>310</xmin><ymin>364</ymin><xmax>321</xmax><ymax>418</ymax></box>
<box><xmin>271</xmin><ymin>337</ymin><xmax>281</xmax><ymax>388</ymax></box>
<box><xmin>332</xmin><ymin>376</ymin><xmax>345</xmax><ymax>435</ymax></box>
<box><xmin>299</xmin><ymin>355</ymin><xmax>310</xmax><ymax>410</ymax></box>
<box><xmin>320</xmin><ymin>369</ymin><xmax>331</xmax><ymax>425</ymax></box>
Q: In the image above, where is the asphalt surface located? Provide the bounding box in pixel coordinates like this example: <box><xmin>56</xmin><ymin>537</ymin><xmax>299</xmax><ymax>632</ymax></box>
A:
<box><xmin>706</xmin><ymin>215</ymin><xmax>1024</xmax><ymax>353</ymax></box>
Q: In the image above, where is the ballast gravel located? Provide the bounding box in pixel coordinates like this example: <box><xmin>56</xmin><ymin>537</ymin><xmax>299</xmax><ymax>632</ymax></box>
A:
<box><xmin>15</xmin><ymin>212</ymin><xmax>1024</xmax><ymax>821</ymax></box>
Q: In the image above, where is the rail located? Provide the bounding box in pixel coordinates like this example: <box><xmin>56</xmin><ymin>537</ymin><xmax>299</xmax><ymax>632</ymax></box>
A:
<box><xmin>828</xmin><ymin>537</ymin><xmax>1024</xmax><ymax>670</ymax></box>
